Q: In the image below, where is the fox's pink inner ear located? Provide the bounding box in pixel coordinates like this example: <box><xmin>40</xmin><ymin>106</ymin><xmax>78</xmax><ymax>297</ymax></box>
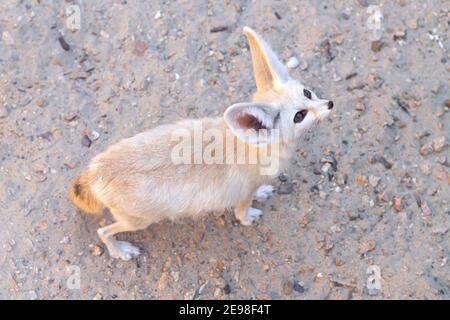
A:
<box><xmin>235</xmin><ymin>113</ymin><xmax>267</xmax><ymax>131</ymax></box>
<box><xmin>224</xmin><ymin>102</ymin><xmax>279</xmax><ymax>145</ymax></box>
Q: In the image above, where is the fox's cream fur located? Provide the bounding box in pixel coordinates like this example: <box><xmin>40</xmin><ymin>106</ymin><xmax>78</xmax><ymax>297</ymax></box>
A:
<box><xmin>69</xmin><ymin>27</ymin><xmax>334</xmax><ymax>260</ymax></box>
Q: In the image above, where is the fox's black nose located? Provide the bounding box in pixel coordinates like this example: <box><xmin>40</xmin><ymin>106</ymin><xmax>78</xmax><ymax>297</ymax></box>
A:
<box><xmin>327</xmin><ymin>101</ymin><xmax>334</xmax><ymax>110</ymax></box>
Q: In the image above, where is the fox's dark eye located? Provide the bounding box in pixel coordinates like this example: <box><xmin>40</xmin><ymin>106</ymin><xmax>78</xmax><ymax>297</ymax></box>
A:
<box><xmin>303</xmin><ymin>88</ymin><xmax>312</xmax><ymax>99</ymax></box>
<box><xmin>294</xmin><ymin>110</ymin><xmax>308</xmax><ymax>123</ymax></box>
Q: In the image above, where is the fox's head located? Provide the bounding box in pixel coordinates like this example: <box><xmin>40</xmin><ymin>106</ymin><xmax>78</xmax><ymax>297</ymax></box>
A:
<box><xmin>225</xmin><ymin>26</ymin><xmax>334</xmax><ymax>146</ymax></box>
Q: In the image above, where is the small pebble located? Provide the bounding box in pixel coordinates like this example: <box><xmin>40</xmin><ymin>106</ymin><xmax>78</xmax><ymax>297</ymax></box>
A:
<box><xmin>2</xmin><ymin>31</ymin><xmax>14</xmax><ymax>45</ymax></box>
<box><xmin>36</xmin><ymin>99</ymin><xmax>47</xmax><ymax>108</ymax></box>
<box><xmin>320</xmin><ymin>155</ymin><xmax>338</xmax><ymax>171</ymax></box>
<box><xmin>100</xmin><ymin>30</ymin><xmax>109</xmax><ymax>39</ymax></box>
<box><xmin>369</xmin><ymin>175</ymin><xmax>381</xmax><ymax>187</ymax></box>
<box><xmin>432</xmin><ymin>136</ymin><xmax>446</xmax><ymax>153</ymax></box>
<box><xmin>377</xmin><ymin>156</ymin><xmax>393</xmax><ymax>169</ymax></box>
<box><xmin>58</xmin><ymin>35</ymin><xmax>70</xmax><ymax>51</ymax></box>
<box><xmin>93</xmin><ymin>292</ymin><xmax>103</xmax><ymax>300</ymax></box>
<box><xmin>64</xmin><ymin>113</ymin><xmax>78</xmax><ymax>122</ymax></box>
<box><xmin>341</xmin><ymin>12</ymin><xmax>350</xmax><ymax>20</ymax></box>
<box><xmin>393</xmin><ymin>29</ymin><xmax>406</xmax><ymax>41</ymax></box>
<box><xmin>345</xmin><ymin>72</ymin><xmax>358</xmax><ymax>80</ymax></box>
<box><xmin>60</xmin><ymin>236</ymin><xmax>70</xmax><ymax>244</ymax></box>
<box><xmin>278</xmin><ymin>173</ymin><xmax>288</xmax><ymax>182</ymax></box>
<box><xmin>392</xmin><ymin>196</ymin><xmax>403</xmax><ymax>212</ymax></box>
<box><xmin>356</xmin><ymin>175</ymin><xmax>368</xmax><ymax>186</ymax></box>
<box><xmin>335</xmin><ymin>256</ymin><xmax>345</xmax><ymax>266</ymax></box>
<box><xmin>321</xmin><ymin>163</ymin><xmax>331</xmax><ymax>173</ymax></box>
<box><xmin>360</xmin><ymin>240</ymin><xmax>376</xmax><ymax>254</ymax></box>
<box><xmin>38</xmin><ymin>131</ymin><xmax>53</xmax><ymax>141</ymax></box>
<box><xmin>293</xmin><ymin>281</ymin><xmax>305</xmax><ymax>293</ymax></box>
<box><xmin>336</xmin><ymin>173</ymin><xmax>348</xmax><ymax>185</ymax></box>
<box><xmin>355</xmin><ymin>101</ymin><xmax>365</xmax><ymax>111</ymax></box>
<box><xmin>82</xmin><ymin>134</ymin><xmax>92</xmax><ymax>147</ymax></box>
<box><xmin>64</xmin><ymin>158</ymin><xmax>77</xmax><ymax>169</ymax></box>
<box><xmin>366</xmin><ymin>265</ymin><xmax>382</xmax><ymax>293</ymax></box>
<box><xmin>427</xmin><ymin>188</ymin><xmax>437</xmax><ymax>196</ymax></box>
<box><xmin>286</xmin><ymin>56</ymin><xmax>299</xmax><ymax>69</ymax></box>
<box><xmin>419</xmin><ymin>144</ymin><xmax>431</xmax><ymax>156</ymax></box>
<box><xmin>371</xmin><ymin>40</ymin><xmax>383</xmax><ymax>52</ymax></box>
<box><xmin>282</xmin><ymin>281</ymin><xmax>293</xmax><ymax>295</ymax></box>
<box><xmin>334</xmin><ymin>34</ymin><xmax>344</xmax><ymax>45</ymax></box>
<box><xmin>210</xmin><ymin>26</ymin><xmax>228</xmax><ymax>33</ymax></box>
<box><xmin>223</xmin><ymin>283</ymin><xmax>231</xmax><ymax>295</ymax></box>
<box><xmin>431</xmin><ymin>82</ymin><xmax>441</xmax><ymax>95</ymax></box>
<box><xmin>215</xmin><ymin>51</ymin><xmax>225</xmax><ymax>61</ymax></box>
<box><xmin>436</xmin><ymin>155</ymin><xmax>447</xmax><ymax>166</ymax></box>
<box><xmin>420</xmin><ymin>201</ymin><xmax>432</xmax><ymax>218</ymax></box>
<box><xmin>89</xmin><ymin>244</ymin><xmax>104</xmax><ymax>256</ymax></box>
<box><xmin>407</xmin><ymin>19</ymin><xmax>418</xmax><ymax>30</ymax></box>
<box><xmin>420</xmin><ymin>162</ymin><xmax>431</xmax><ymax>175</ymax></box>
<box><xmin>347</xmin><ymin>211</ymin><xmax>360</xmax><ymax>220</ymax></box>
<box><xmin>34</xmin><ymin>172</ymin><xmax>47</xmax><ymax>183</ymax></box>
<box><xmin>277</xmin><ymin>183</ymin><xmax>294</xmax><ymax>195</ymax></box>
<box><xmin>90</xmin><ymin>130</ymin><xmax>100</xmax><ymax>141</ymax></box>
<box><xmin>197</xmin><ymin>281</ymin><xmax>208</xmax><ymax>296</ymax></box>
<box><xmin>325</xmin><ymin>238</ymin><xmax>334</xmax><ymax>252</ymax></box>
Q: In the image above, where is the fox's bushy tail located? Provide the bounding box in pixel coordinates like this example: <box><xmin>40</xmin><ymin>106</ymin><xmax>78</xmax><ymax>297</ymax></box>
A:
<box><xmin>68</xmin><ymin>173</ymin><xmax>104</xmax><ymax>214</ymax></box>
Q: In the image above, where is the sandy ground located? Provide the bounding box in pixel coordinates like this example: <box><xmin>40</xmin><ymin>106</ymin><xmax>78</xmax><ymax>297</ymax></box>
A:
<box><xmin>0</xmin><ymin>0</ymin><xmax>449</xmax><ymax>300</ymax></box>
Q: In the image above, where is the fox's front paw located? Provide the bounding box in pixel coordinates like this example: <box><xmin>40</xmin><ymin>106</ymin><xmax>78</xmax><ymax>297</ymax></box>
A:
<box><xmin>238</xmin><ymin>207</ymin><xmax>263</xmax><ymax>226</ymax></box>
<box><xmin>255</xmin><ymin>184</ymin><xmax>274</xmax><ymax>201</ymax></box>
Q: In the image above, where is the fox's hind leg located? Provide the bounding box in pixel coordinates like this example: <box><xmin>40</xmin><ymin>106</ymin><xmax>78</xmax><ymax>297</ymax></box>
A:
<box><xmin>97</xmin><ymin>212</ymin><xmax>151</xmax><ymax>261</ymax></box>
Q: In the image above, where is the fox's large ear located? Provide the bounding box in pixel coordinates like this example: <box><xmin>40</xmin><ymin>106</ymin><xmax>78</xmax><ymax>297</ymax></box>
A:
<box><xmin>243</xmin><ymin>26</ymin><xmax>290</xmax><ymax>93</ymax></box>
<box><xmin>224</xmin><ymin>102</ymin><xmax>280</xmax><ymax>145</ymax></box>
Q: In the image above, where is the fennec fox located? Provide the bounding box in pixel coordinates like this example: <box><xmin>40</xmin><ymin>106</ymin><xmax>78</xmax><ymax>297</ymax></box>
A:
<box><xmin>69</xmin><ymin>27</ymin><xmax>334</xmax><ymax>260</ymax></box>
